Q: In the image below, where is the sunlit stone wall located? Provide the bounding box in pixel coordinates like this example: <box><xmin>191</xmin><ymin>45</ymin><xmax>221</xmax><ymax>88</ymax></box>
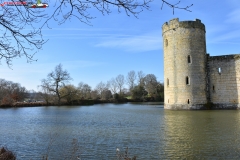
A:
<box><xmin>162</xmin><ymin>18</ymin><xmax>208</xmax><ymax>109</ymax></box>
<box><xmin>208</xmin><ymin>55</ymin><xmax>240</xmax><ymax>109</ymax></box>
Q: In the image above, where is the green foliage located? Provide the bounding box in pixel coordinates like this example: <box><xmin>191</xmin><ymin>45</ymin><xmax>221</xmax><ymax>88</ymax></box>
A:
<box><xmin>59</xmin><ymin>85</ymin><xmax>78</xmax><ymax>104</ymax></box>
<box><xmin>131</xmin><ymin>85</ymin><xmax>148</xmax><ymax>101</ymax></box>
<box><xmin>114</xmin><ymin>93</ymin><xmax>120</xmax><ymax>100</ymax></box>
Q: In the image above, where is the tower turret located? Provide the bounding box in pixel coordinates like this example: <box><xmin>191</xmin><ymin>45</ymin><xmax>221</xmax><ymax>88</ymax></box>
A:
<box><xmin>162</xmin><ymin>18</ymin><xmax>207</xmax><ymax>109</ymax></box>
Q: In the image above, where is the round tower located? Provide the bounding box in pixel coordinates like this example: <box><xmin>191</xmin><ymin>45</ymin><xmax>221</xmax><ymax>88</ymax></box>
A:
<box><xmin>162</xmin><ymin>18</ymin><xmax>207</xmax><ymax>109</ymax></box>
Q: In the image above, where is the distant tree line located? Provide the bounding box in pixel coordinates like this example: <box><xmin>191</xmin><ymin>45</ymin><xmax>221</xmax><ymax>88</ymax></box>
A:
<box><xmin>0</xmin><ymin>79</ymin><xmax>26</xmax><ymax>106</ymax></box>
<box><xmin>0</xmin><ymin>64</ymin><xmax>164</xmax><ymax>106</ymax></box>
<box><xmin>39</xmin><ymin>64</ymin><xmax>164</xmax><ymax>105</ymax></box>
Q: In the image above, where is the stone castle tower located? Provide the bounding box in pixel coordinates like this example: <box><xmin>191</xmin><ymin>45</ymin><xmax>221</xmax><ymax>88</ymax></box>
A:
<box><xmin>162</xmin><ymin>18</ymin><xmax>208</xmax><ymax>109</ymax></box>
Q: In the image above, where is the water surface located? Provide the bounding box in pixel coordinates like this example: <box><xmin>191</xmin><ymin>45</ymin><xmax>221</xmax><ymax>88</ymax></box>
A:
<box><xmin>1</xmin><ymin>103</ymin><xmax>240</xmax><ymax>159</ymax></box>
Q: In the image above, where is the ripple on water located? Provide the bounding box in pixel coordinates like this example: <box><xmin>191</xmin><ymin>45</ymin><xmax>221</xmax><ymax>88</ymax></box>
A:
<box><xmin>1</xmin><ymin>105</ymin><xmax>240</xmax><ymax>159</ymax></box>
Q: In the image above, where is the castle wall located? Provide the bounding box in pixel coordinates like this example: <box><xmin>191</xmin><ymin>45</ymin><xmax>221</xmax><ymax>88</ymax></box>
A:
<box><xmin>163</xmin><ymin>18</ymin><xmax>240</xmax><ymax>110</ymax></box>
<box><xmin>208</xmin><ymin>55</ymin><xmax>240</xmax><ymax>109</ymax></box>
<box><xmin>163</xmin><ymin>18</ymin><xmax>207</xmax><ymax>109</ymax></box>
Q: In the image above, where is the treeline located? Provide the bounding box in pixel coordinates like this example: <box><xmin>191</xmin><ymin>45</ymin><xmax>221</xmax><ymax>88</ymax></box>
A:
<box><xmin>0</xmin><ymin>64</ymin><xmax>164</xmax><ymax>106</ymax></box>
<box><xmin>0</xmin><ymin>79</ymin><xmax>26</xmax><ymax>106</ymax></box>
<box><xmin>38</xmin><ymin>64</ymin><xmax>164</xmax><ymax>105</ymax></box>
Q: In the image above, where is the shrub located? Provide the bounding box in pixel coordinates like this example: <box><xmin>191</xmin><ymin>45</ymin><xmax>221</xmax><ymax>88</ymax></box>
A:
<box><xmin>0</xmin><ymin>147</ymin><xmax>16</xmax><ymax>160</ymax></box>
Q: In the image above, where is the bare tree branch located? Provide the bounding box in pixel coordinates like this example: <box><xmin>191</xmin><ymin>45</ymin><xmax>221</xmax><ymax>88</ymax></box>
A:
<box><xmin>161</xmin><ymin>0</ymin><xmax>193</xmax><ymax>14</ymax></box>
<box><xmin>0</xmin><ymin>0</ymin><xmax>192</xmax><ymax>66</ymax></box>
<box><xmin>0</xmin><ymin>0</ymin><xmax>48</xmax><ymax>67</ymax></box>
<box><xmin>39</xmin><ymin>64</ymin><xmax>72</xmax><ymax>104</ymax></box>
<box><xmin>126</xmin><ymin>70</ymin><xmax>136</xmax><ymax>91</ymax></box>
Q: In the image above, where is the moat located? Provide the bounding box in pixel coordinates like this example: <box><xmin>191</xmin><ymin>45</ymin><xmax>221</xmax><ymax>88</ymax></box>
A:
<box><xmin>1</xmin><ymin>103</ymin><xmax>240</xmax><ymax>159</ymax></box>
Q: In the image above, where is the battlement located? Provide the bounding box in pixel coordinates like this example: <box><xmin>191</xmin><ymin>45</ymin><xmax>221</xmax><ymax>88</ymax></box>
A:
<box><xmin>163</xmin><ymin>18</ymin><xmax>240</xmax><ymax>110</ymax></box>
<box><xmin>162</xmin><ymin>18</ymin><xmax>205</xmax><ymax>34</ymax></box>
<box><xmin>208</xmin><ymin>54</ymin><xmax>240</xmax><ymax>61</ymax></box>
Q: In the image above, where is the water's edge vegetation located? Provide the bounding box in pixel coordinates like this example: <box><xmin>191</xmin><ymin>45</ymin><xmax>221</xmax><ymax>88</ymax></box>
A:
<box><xmin>0</xmin><ymin>99</ymin><xmax>164</xmax><ymax>108</ymax></box>
<box><xmin>0</xmin><ymin>68</ymin><xmax>164</xmax><ymax>108</ymax></box>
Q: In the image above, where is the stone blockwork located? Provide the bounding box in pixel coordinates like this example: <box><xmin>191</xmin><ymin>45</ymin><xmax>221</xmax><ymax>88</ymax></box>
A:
<box><xmin>208</xmin><ymin>55</ymin><xmax>240</xmax><ymax>109</ymax></box>
<box><xmin>163</xmin><ymin>18</ymin><xmax>207</xmax><ymax>109</ymax></box>
<box><xmin>163</xmin><ymin>18</ymin><xmax>240</xmax><ymax>109</ymax></box>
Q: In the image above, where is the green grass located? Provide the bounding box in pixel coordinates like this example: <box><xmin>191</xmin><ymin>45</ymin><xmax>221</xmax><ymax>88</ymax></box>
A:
<box><xmin>125</xmin><ymin>96</ymin><xmax>132</xmax><ymax>99</ymax></box>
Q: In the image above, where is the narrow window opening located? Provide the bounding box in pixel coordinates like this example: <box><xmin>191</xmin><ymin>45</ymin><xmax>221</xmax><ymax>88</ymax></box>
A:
<box><xmin>165</xmin><ymin>39</ymin><xmax>168</xmax><ymax>47</ymax></box>
<box><xmin>213</xmin><ymin>85</ymin><xmax>215</xmax><ymax>91</ymax></box>
<box><xmin>188</xmin><ymin>55</ymin><xmax>191</xmax><ymax>63</ymax></box>
<box><xmin>218</xmin><ymin>67</ymin><xmax>221</xmax><ymax>74</ymax></box>
<box><xmin>167</xmin><ymin>78</ymin><xmax>169</xmax><ymax>86</ymax></box>
<box><xmin>186</xmin><ymin>76</ymin><xmax>190</xmax><ymax>85</ymax></box>
<box><xmin>168</xmin><ymin>99</ymin><xmax>169</xmax><ymax>103</ymax></box>
<box><xmin>187</xmin><ymin>99</ymin><xmax>190</xmax><ymax>104</ymax></box>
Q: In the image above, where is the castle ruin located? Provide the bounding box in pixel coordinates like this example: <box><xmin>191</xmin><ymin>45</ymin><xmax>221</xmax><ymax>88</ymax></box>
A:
<box><xmin>162</xmin><ymin>18</ymin><xmax>240</xmax><ymax>109</ymax></box>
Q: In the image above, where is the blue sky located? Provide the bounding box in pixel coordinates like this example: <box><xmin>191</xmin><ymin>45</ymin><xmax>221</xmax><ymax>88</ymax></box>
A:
<box><xmin>0</xmin><ymin>0</ymin><xmax>240</xmax><ymax>91</ymax></box>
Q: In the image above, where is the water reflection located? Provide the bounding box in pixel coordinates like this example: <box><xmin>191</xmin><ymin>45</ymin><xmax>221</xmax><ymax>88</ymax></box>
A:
<box><xmin>1</xmin><ymin>105</ymin><xmax>240</xmax><ymax>159</ymax></box>
<box><xmin>163</xmin><ymin>110</ymin><xmax>240</xmax><ymax>159</ymax></box>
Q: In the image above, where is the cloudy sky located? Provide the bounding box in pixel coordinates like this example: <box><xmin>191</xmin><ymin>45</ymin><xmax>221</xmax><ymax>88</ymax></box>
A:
<box><xmin>0</xmin><ymin>0</ymin><xmax>239</xmax><ymax>91</ymax></box>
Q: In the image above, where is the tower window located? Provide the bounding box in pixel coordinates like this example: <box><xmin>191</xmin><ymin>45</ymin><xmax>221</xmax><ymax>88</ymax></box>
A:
<box><xmin>218</xmin><ymin>67</ymin><xmax>221</xmax><ymax>74</ymax></box>
<box><xmin>186</xmin><ymin>76</ymin><xmax>190</xmax><ymax>85</ymax></box>
<box><xmin>188</xmin><ymin>55</ymin><xmax>191</xmax><ymax>63</ymax></box>
<box><xmin>213</xmin><ymin>85</ymin><xmax>215</xmax><ymax>91</ymax></box>
<box><xmin>187</xmin><ymin>99</ymin><xmax>190</xmax><ymax>104</ymax></box>
<box><xmin>167</xmin><ymin>78</ymin><xmax>169</xmax><ymax>86</ymax></box>
<box><xmin>165</xmin><ymin>39</ymin><xmax>168</xmax><ymax>47</ymax></box>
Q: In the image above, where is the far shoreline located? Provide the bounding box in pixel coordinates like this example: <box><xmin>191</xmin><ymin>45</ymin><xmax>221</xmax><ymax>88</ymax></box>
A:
<box><xmin>0</xmin><ymin>99</ymin><xmax>164</xmax><ymax>108</ymax></box>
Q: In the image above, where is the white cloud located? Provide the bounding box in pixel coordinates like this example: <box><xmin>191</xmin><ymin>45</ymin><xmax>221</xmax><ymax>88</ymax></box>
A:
<box><xmin>95</xmin><ymin>31</ymin><xmax>162</xmax><ymax>52</ymax></box>
<box><xmin>225</xmin><ymin>9</ymin><xmax>240</xmax><ymax>24</ymax></box>
<box><xmin>210</xmin><ymin>29</ymin><xmax>240</xmax><ymax>43</ymax></box>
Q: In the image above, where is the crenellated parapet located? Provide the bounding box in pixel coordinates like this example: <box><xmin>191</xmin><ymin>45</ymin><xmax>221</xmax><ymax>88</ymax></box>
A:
<box><xmin>163</xmin><ymin>18</ymin><xmax>240</xmax><ymax>110</ymax></box>
<box><xmin>208</xmin><ymin>54</ymin><xmax>240</xmax><ymax>61</ymax></box>
<box><xmin>163</xmin><ymin>18</ymin><xmax>207</xmax><ymax>110</ymax></box>
<box><xmin>162</xmin><ymin>18</ymin><xmax>205</xmax><ymax>34</ymax></box>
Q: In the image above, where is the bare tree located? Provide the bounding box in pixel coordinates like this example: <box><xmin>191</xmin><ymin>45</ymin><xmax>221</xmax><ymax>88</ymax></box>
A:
<box><xmin>115</xmin><ymin>74</ymin><xmax>125</xmax><ymax>95</ymax></box>
<box><xmin>38</xmin><ymin>88</ymin><xmax>52</xmax><ymax>104</ymax></box>
<box><xmin>77</xmin><ymin>82</ymin><xmax>92</xmax><ymax>99</ymax></box>
<box><xmin>91</xmin><ymin>90</ymin><xmax>99</xmax><ymax>100</ymax></box>
<box><xmin>82</xmin><ymin>83</ymin><xmax>92</xmax><ymax>99</ymax></box>
<box><xmin>0</xmin><ymin>2</ymin><xmax>46</xmax><ymax>66</ymax></box>
<box><xmin>102</xmin><ymin>89</ymin><xmax>112</xmax><ymax>100</ymax></box>
<box><xmin>126</xmin><ymin>70</ymin><xmax>136</xmax><ymax>91</ymax></box>
<box><xmin>39</xmin><ymin>64</ymin><xmax>72</xmax><ymax>105</ymax></box>
<box><xmin>77</xmin><ymin>82</ymin><xmax>84</xmax><ymax>98</ymax></box>
<box><xmin>137</xmin><ymin>71</ymin><xmax>145</xmax><ymax>86</ymax></box>
<box><xmin>95</xmin><ymin>81</ymin><xmax>108</xmax><ymax>99</ymax></box>
<box><xmin>161</xmin><ymin>0</ymin><xmax>193</xmax><ymax>14</ymax></box>
<box><xmin>0</xmin><ymin>0</ymin><xmax>152</xmax><ymax>66</ymax></box>
<box><xmin>0</xmin><ymin>0</ymin><xmax>193</xmax><ymax>66</ymax></box>
<box><xmin>0</xmin><ymin>78</ymin><xmax>26</xmax><ymax>105</ymax></box>
<box><xmin>108</xmin><ymin>78</ymin><xmax>118</xmax><ymax>94</ymax></box>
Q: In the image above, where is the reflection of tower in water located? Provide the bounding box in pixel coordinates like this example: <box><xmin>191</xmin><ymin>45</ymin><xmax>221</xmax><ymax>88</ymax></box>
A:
<box><xmin>163</xmin><ymin>110</ymin><xmax>240</xmax><ymax>159</ymax></box>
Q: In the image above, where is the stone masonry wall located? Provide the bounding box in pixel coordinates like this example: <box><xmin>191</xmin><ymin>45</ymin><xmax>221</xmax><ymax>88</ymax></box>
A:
<box><xmin>163</xmin><ymin>18</ymin><xmax>207</xmax><ymax>109</ymax></box>
<box><xmin>208</xmin><ymin>55</ymin><xmax>240</xmax><ymax>109</ymax></box>
<box><xmin>163</xmin><ymin>18</ymin><xmax>240</xmax><ymax>110</ymax></box>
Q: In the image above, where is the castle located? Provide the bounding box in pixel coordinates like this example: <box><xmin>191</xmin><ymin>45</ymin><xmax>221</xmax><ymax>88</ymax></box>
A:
<box><xmin>162</xmin><ymin>18</ymin><xmax>240</xmax><ymax>109</ymax></box>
